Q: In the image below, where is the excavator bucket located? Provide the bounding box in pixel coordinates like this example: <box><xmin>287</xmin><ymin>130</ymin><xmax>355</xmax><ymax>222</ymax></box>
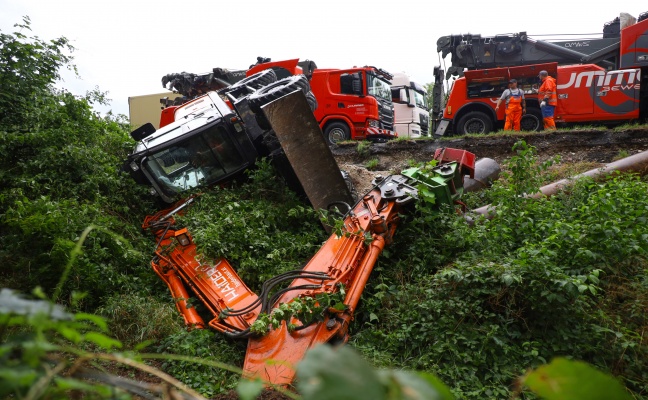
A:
<box><xmin>259</xmin><ymin>90</ymin><xmax>354</xmax><ymax>213</ymax></box>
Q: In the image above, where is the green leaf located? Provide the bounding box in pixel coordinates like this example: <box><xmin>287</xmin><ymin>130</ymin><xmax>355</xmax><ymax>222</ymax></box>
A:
<box><xmin>378</xmin><ymin>370</ymin><xmax>452</xmax><ymax>400</ymax></box>
<box><xmin>417</xmin><ymin>372</ymin><xmax>456</xmax><ymax>400</ymax></box>
<box><xmin>58</xmin><ymin>326</ymin><xmax>82</xmax><ymax>343</ymax></box>
<box><xmin>83</xmin><ymin>332</ymin><xmax>122</xmax><ymax>350</ymax></box>
<box><xmin>297</xmin><ymin>345</ymin><xmax>385</xmax><ymax>400</ymax></box>
<box><xmin>523</xmin><ymin>358</ymin><xmax>633</xmax><ymax>400</ymax></box>
<box><xmin>236</xmin><ymin>378</ymin><xmax>264</xmax><ymax>400</ymax></box>
<box><xmin>74</xmin><ymin>312</ymin><xmax>108</xmax><ymax>331</ymax></box>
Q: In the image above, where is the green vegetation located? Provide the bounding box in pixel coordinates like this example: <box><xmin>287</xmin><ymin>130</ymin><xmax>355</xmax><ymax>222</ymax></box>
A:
<box><xmin>357</xmin><ymin>140</ymin><xmax>371</xmax><ymax>158</ymax></box>
<box><xmin>0</xmin><ymin>17</ymin><xmax>157</xmax><ymax>311</ymax></box>
<box><xmin>351</xmin><ymin>141</ymin><xmax>648</xmax><ymax>398</ymax></box>
<box><xmin>614</xmin><ymin>149</ymin><xmax>631</xmax><ymax>160</ymax></box>
<box><xmin>366</xmin><ymin>158</ymin><xmax>380</xmax><ymax>170</ymax></box>
<box><xmin>1</xmin><ymin>18</ymin><xmax>647</xmax><ymax>399</ymax></box>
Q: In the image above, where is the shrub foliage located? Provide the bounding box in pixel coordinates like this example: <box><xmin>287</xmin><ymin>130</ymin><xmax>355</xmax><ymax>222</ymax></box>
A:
<box><xmin>0</xmin><ymin>17</ymin><xmax>157</xmax><ymax>309</ymax></box>
<box><xmin>352</xmin><ymin>141</ymin><xmax>648</xmax><ymax>398</ymax></box>
<box><xmin>1</xmin><ymin>18</ymin><xmax>646</xmax><ymax>399</ymax></box>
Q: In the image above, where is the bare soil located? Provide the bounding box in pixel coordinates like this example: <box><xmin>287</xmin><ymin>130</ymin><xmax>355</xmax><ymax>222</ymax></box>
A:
<box><xmin>333</xmin><ymin>127</ymin><xmax>648</xmax><ymax>195</ymax></box>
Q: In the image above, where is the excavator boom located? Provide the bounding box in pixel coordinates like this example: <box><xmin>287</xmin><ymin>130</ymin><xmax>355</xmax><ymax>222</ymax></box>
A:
<box><xmin>127</xmin><ymin>66</ymin><xmax>478</xmax><ymax>386</ymax></box>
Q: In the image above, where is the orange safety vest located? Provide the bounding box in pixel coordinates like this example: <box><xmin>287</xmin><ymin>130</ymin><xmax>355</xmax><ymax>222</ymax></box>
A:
<box><xmin>538</xmin><ymin>76</ymin><xmax>557</xmax><ymax>105</ymax></box>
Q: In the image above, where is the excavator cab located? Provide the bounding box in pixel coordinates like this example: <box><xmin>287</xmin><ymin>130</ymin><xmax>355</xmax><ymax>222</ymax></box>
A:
<box><xmin>125</xmin><ymin>72</ymin><xmax>355</xmax><ymax>208</ymax></box>
<box><xmin>124</xmin><ymin>92</ymin><xmax>259</xmax><ymax>203</ymax></box>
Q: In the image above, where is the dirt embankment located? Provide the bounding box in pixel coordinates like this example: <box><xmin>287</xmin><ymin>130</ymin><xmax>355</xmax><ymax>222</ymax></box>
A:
<box><xmin>332</xmin><ymin>128</ymin><xmax>648</xmax><ymax>194</ymax></box>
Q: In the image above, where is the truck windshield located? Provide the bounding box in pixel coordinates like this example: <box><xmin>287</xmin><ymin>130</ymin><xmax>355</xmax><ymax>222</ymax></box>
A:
<box><xmin>367</xmin><ymin>73</ymin><xmax>392</xmax><ymax>102</ymax></box>
<box><xmin>413</xmin><ymin>90</ymin><xmax>428</xmax><ymax>110</ymax></box>
<box><xmin>143</xmin><ymin>123</ymin><xmax>246</xmax><ymax>198</ymax></box>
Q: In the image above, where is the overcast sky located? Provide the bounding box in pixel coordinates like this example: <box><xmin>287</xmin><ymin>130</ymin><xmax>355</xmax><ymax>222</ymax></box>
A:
<box><xmin>1</xmin><ymin>0</ymin><xmax>646</xmax><ymax>118</ymax></box>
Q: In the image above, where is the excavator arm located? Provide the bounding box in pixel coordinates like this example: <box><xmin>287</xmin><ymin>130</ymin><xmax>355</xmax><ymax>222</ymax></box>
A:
<box><xmin>142</xmin><ymin>148</ymin><xmax>476</xmax><ymax>386</ymax></box>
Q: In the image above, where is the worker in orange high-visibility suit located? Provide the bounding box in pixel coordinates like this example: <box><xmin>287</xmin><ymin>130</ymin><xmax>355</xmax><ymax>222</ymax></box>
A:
<box><xmin>538</xmin><ymin>70</ymin><xmax>557</xmax><ymax>130</ymax></box>
<box><xmin>495</xmin><ymin>79</ymin><xmax>526</xmax><ymax>131</ymax></box>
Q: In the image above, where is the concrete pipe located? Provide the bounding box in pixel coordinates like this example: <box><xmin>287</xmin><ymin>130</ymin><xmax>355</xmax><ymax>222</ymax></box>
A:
<box><xmin>464</xmin><ymin>157</ymin><xmax>501</xmax><ymax>193</ymax></box>
<box><xmin>470</xmin><ymin>149</ymin><xmax>648</xmax><ymax>221</ymax></box>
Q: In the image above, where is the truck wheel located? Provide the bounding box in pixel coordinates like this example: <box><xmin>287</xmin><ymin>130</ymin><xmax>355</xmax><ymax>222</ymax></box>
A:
<box><xmin>324</xmin><ymin>122</ymin><xmax>350</xmax><ymax>145</ymax></box>
<box><xmin>228</xmin><ymin>69</ymin><xmax>277</xmax><ymax>91</ymax></box>
<box><xmin>456</xmin><ymin>111</ymin><xmax>493</xmax><ymax>135</ymax></box>
<box><xmin>521</xmin><ymin>107</ymin><xmax>542</xmax><ymax>131</ymax></box>
<box><xmin>248</xmin><ymin>75</ymin><xmax>310</xmax><ymax>113</ymax></box>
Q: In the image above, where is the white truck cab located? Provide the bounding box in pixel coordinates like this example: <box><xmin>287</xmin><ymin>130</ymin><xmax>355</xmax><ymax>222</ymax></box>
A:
<box><xmin>390</xmin><ymin>72</ymin><xmax>430</xmax><ymax>138</ymax></box>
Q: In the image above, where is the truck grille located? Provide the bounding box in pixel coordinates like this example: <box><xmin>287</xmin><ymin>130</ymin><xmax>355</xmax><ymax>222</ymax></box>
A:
<box><xmin>377</xmin><ymin>98</ymin><xmax>394</xmax><ymax>130</ymax></box>
<box><xmin>420</xmin><ymin>113</ymin><xmax>429</xmax><ymax>135</ymax></box>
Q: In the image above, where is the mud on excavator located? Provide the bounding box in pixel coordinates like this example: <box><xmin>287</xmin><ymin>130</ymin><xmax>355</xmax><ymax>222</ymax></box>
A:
<box><xmin>124</xmin><ymin>70</ymin><xmax>478</xmax><ymax>386</ymax></box>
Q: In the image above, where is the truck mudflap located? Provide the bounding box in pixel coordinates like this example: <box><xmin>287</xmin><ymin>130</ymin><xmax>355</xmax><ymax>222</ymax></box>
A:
<box><xmin>434</xmin><ymin>119</ymin><xmax>450</xmax><ymax>136</ymax></box>
<box><xmin>260</xmin><ymin>90</ymin><xmax>354</xmax><ymax>212</ymax></box>
<box><xmin>365</xmin><ymin>127</ymin><xmax>398</xmax><ymax>141</ymax></box>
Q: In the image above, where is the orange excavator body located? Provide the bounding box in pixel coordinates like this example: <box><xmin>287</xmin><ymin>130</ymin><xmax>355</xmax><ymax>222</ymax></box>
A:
<box><xmin>141</xmin><ymin>149</ymin><xmax>475</xmax><ymax>386</ymax></box>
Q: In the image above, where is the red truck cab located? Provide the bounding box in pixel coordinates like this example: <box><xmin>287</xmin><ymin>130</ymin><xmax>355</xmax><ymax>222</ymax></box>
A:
<box><xmin>247</xmin><ymin>59</ymin><xmax>396</xmax><ymax>144</ymax></box>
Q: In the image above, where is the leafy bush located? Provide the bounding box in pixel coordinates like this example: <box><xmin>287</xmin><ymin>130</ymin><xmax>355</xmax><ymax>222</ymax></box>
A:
<box><xmin>0</xmin><ymin>288</ymin><xmax>123</xmax><ymax>399</ymax></box>
<box><xmin>352</xmin><ymin>141</ymin><xmax>648</xmax><ymax>398</ymax></box>
<box><xmin>176</xmin><ymin>160</ymin><xmax>327</xmax><ymax>290</ymax></box>
<box><xmin>156</xmin><ymin>329</ymin><xmax>245</xmax><ymax>397</ymax></box>
<box><xmin>0</xmin><ymin>17</ymin><xmax>157</xmax><ymax>309</ymax></box>
<box><xmin>96</xmin><ymin>293</ymin><xmax>184</xmax><ymax>347</ymax></box>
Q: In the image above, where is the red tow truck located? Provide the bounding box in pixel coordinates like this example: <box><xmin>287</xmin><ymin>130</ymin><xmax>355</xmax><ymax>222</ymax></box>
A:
<box><xmin>433</xmin><ymin>11</ymin><xmax>648</xmax><ymax>135</ymax></box>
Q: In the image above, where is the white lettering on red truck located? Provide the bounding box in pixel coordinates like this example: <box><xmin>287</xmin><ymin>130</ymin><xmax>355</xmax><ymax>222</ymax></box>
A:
<box><xmin>558</xmin><ymin>69</ymin><xmax>641</xmax><ymax>92</ymax></box>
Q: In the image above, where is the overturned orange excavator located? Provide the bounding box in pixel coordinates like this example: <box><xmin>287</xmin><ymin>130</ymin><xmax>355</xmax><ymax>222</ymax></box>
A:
<box><xmin>124</xmin><ymin>70</ymin><xmax>476</xmax><ymax>386</ymax></box>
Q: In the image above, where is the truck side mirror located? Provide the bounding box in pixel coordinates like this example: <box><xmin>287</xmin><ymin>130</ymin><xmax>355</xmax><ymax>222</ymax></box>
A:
<box><xmin>130</xmin><ymin>122</ymin><xmax>156</xmax><ymax>141</ymax></box>
<box><xmin>351</xmin><ymin>73</ymin><xmax>363</xmax><ymax>95</ymax></box>
<box><xmin>400</xmin><ymin>88</ymin><xmax>411</xmax><ymax>105</ymax></box>
<box><xmin>391</xmin><ymin>88</ymin><xmax>399</xmax><ymax>102</ymax></box>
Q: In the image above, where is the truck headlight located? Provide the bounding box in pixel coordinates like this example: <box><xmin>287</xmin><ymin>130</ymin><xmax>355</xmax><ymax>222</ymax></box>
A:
<box><xmin>368</xmin><ymin>119</ymin><xmax>380</xmax><ymax>128</ymax></box>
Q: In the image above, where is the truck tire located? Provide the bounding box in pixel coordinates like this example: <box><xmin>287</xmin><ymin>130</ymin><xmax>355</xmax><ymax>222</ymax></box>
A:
<box><xmin>324</xmin><ymin>122</ymin><xmax>350</xmax><ymax>145</ymax></box>
<box><xmin>456</xmin><ymin>111</ymin><xmax>493</xmax><ymax>135</ymax></box>
<box><xmin>227</xmin><ymin>69</ymin><xmax>277</xmax><ymax>91</ymax></box>
<box><xmin>520</xmin><ymin>107</ymin><xmax>542</xmax><ymax>131</ymax></box>
<box><xmin>254</xmin><ymin>91</ymin><xmax>316</xmax><ymax>130</ymax></box>
<box><xmin>248</xmin><ymin>75</ymin><xmax>310</xmax><ymax>113</ymax></box>
<box><xmin>306</xmin><ymin>91</ymin><xmax>318</xmax><ymax>112</ymax></box>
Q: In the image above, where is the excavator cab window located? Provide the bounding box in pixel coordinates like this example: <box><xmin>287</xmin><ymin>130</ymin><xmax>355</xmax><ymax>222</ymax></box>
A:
<box><xmin>142</xmin><ymin>122</ymin><xmax>248</xmax><ymax>199</ymax></box>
